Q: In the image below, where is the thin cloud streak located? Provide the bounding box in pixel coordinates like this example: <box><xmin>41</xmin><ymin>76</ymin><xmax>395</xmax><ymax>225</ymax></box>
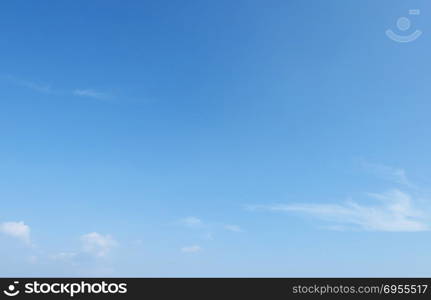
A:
<box><xmin>181</xmin><ymin>245</ymin><xmax>202</xmax><ymax>253</ymax></box>
<box><xmin>362</xmin><ymin>162</ymin><xmax>413</xmax><ymax>187</ymax></box>
<box><xmin>81</xmin><ymin>232</ymin><xmax>117</xmax><ymax>257</ymax></box>
<box><xmin>2</xmin><ymin>75</ymin><xmax>54</xmax><ymax>94</ymax></box>
<box><xmin>248</xmin><ymin>190</ymin><xmax>429</xmax><ymax>232</ymax></box>
<box><xmin>180</xmin><ymin>217</ymin><xmax>203</xmax><ymax>228</ymax></box>
<box><xmin>224</xmin><ymin>224</ymin><xmax>243</xmax><ymax>233</ymax></box>
<box><xmin>2</xmin><ymin>75</ymin><xmax>112</xmax><ymax>100</ymax></box>
<box><xmin>73</xmin><ymin>89</ymin><xmax>111</xmax><ymax>100</ymax></box>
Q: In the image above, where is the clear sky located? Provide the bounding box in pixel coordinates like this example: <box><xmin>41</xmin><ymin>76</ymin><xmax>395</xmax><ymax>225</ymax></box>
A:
<box><xmin>1</xmin><ymin>0</ymin><xmax>431</xmax><ymax>277</ymax></box>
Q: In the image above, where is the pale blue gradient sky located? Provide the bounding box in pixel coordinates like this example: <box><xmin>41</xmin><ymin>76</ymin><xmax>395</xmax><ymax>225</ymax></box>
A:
<box><xmin>1</xmin><ymin>0</ymin><xmax>431</xmax><ymax>276</ymax></box>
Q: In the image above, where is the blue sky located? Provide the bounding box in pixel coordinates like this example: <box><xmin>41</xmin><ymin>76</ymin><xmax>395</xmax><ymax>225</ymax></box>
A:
<box><xmin>1</xmin><ymin>0</ymin><xmax>431</xmax><ymax>277</ymax></box>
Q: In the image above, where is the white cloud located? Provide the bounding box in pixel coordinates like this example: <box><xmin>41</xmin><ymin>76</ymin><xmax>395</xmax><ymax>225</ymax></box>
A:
<box><xmin>2</xmin><ymin>75</ymin><xmax>54</xmax><ymax>94</ymax></box>
<box><xmin>80</xmin><ymin>232</ymin><xmax>117</xmax><ymax>257</ymax></box>
<box><xmin>181</xmin><ymin>217</ymin><xmax>203</xmax><ymax>228</ymax></box>
<box><xmin>51</xmin><ymin>252</ymin><xmax>78</xmax><ymax>261</ymax></box>
<box><xmin>362</xmin><ymin>162</ymin><xmax>412</xmax><ymax>187</ymax></box>
<box><xmin>73</xmin><ymin>89</ymin><xmax>110</xmax><ymax>100</ymax></box>
<box><xmin>20</xmin><ymin>81</ymin><xmax>53</xmax><ymax>93</ymax></box>
<box><xmin>181</xmin><ymin>245</ymin><xmax>202</xmax><ymax>253</ymax></box>
<box><xmin>3</xmin><ymin>75</ymin><xmax>114</xmax><ymax>101</ymax></box>
<box><xmin>249</xmin><ymin>190</ymin><xmax>428</xmax><ymax>232</ymax></box>
<box><xmin>224</xmin><ymin>224</ymin><xmax>243</xmax><ymax>233</ymax></box>
<box><xmin>0</xmin><ymin>221</ymin><xmax>31</xmax><ymax>244</ymax></box>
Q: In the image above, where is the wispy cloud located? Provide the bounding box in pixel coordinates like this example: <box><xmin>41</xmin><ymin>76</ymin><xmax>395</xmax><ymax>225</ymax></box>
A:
<box><xmin>362</xmin><ymin>162</ymin><xmax>412</xmax><ymax>187</ymax></box>
<box><xmin>73</xmin><ymin>89</ymin><xmax>111</xmax><ymax>100</ymax></box>
<box><xmin>0</xmin><ymin>221</ymin><xmax>32</xmax><ymax>245</ymax></box>
<box><xmin>80</xmin><ymin>232</ymin><xmax>117</xmax><ymax>257</ymax></box>
<box><xmin>224</xmin><ymin>224</ymin><xmax>243</xmax><ymax>233</ymax></box>
<box><xmin>180</xmin><ymin>217</ymin><xmax>203</xmax><ymax>228</ymax></box>
<box><xmin>44</xmin><ymin>232</ymin><xmax>118</xmax><ymax>277</ymax></box>
<box><xmin>179</xmin><ymin>217</ymin><xmax>244</xmax><ymax>251</ymax></box>
<box><xmin>2</xmin><ymin>75</ymin><xmax>54</xmax><ymax>94</ymax></box>
<box><xmin>51</xmin><ymin>252</ymin><xmax>78</xmax><ymax>261</ymax></box>
<box><xmin>53</xmin><ymin>232</ymin><xmax>117</xmax><ymax>261</ymax></box>
<box><xmin>248</xmin><ymin>189</ymin><xmax>428</xmax><ymax>232</ymax></box>
<box><xmin>2</xmin><ymin>75</ymin><xmax>113</xmax><ymax>101</ymax></box>
<box><xmin>18</xmin><ymin>81</ymin><xmax>53</xmax><ymax>94</ymax></box>
<box><xmin>181</xmin><ymin>245</ymin><xmax>202</xmax><ymax>253</ymax></box>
